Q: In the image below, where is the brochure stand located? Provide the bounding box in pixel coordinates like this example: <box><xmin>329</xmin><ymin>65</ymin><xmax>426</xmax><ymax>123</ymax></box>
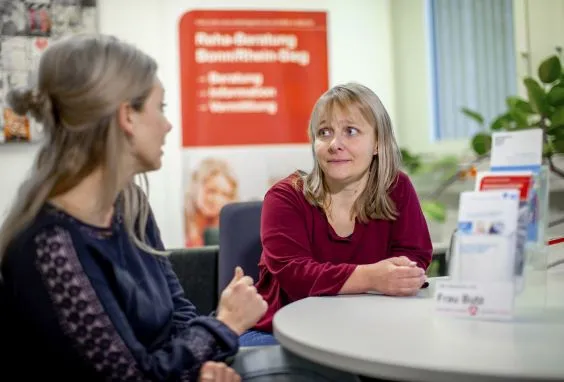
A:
<box><xmin>434</xmin><ymin>129</ymin><xmax>550</xmax><ymax>321</ymax></box>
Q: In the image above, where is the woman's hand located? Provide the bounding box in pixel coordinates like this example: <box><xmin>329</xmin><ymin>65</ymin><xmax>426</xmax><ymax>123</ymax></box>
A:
<box><xmin>364</xmin><ymin>256</ymin><xmax>426</xmax><ymax>296</ymax></box>
<box><xmin>216</xmin><ymin>266</ymin><xmax>268</xmax><ymax>335</ymax></box>
<box><xmin>199</xmin><ymin>361</ymin><xmax>241</xmax><ymax>382</ymax></box>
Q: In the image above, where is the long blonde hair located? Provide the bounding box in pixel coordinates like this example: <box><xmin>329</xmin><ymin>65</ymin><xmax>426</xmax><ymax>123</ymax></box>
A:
<box><xmin>299</xmin><ymin>82</ymin><xmax>401</xmax><ymax>222</ymax></box>
<box><xmin>0</xmin><ymin>34</ymin><xmax>161</xmax><ymax>262</ymax></box>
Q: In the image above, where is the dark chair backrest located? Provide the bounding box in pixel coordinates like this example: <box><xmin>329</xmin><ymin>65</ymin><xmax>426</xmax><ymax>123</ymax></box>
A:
<box><xmin>203</xmin><ymin>227</ymin><xmax>220</xmax><ymax>246</ymax></box>
<box><xmin>217</xmin><ymin>201</ymin><xmax>263</xmax><ymax>295</ymax></box>
<box><xmin>168</xmin><ymin>245</ymin><xmax>219</xmax><ymax>315</ymax></box>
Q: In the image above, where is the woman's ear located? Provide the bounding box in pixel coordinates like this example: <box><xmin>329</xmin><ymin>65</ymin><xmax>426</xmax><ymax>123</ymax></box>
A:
<box><xmin>117</xmin><ymin>102</ymin><xmax>135</xmax><ymax>136</ymax></box>
<box><xmin>373</xmin><ymin>141</ymin><xmax>378</xmax><ymax>155</ymax></box>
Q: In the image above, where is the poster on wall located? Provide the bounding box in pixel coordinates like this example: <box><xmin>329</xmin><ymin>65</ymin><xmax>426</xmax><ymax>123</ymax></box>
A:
<box><xmin>0</xmin><ymin>0</ymin><xmax>98</xmax><ymax>144</ymax></box>
<box><xmin>179</xmin><ymin>10</ymin><xmax>328</xmax><ymax>247</ymax></box>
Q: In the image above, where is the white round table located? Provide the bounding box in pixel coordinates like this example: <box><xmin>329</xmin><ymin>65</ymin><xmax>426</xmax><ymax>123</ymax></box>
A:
<box><xmin>273</xmin><ymin>272</ymin><xmax>564</xmax><ymax>382</ymax></box>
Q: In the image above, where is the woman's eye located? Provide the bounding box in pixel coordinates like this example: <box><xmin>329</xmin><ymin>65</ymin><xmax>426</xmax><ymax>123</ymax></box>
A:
<box><xmin>317</xmin><ymin>128</ymin><xmax>331</xmax><ymax>137</ymax></box>
<box><xmin>347</xmin><ymin>126</ymin><xmax>359</xmax><ymax>136</ymax></box>
<box><xmin>160</xmin><ymin>102</ymin><xmax>167</xmax><ymax>111</ymax></box>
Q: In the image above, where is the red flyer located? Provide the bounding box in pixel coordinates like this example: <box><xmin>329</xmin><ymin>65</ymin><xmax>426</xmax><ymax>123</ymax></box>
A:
<box><xmin>475</xmin><ymin>171</ymin><xmax>534</xmax><ymax>202</ymax></box>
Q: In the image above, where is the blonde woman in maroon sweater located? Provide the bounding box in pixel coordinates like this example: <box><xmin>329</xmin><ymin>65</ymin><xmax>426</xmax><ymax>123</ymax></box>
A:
<box><xmin>240</xmin><ymin>83</ymin><xmax>433</xmax><ymax>346</ymax></box>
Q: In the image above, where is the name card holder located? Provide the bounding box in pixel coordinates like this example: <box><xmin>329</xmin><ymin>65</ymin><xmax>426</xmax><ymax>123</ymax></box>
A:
<box><xmin>435</xmin><ymin>279</ymin><xmax>516</xmax><ymax>320</ymax></box>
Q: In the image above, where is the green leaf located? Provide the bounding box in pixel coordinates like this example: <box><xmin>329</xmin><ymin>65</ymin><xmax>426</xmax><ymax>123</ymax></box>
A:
<box><xmin>471</xmin><ymin>132</ymin><xmax>492</xmax><ymax>155</ymax></box>
<box><xmin>550</xmin><ymin>122</ymin><xmax>564</xmax><ymax>153</ymax></box>
<box><xmin>506</xmin><ymin>96</ymin><xmax>535</xmax><ymax>114</ymax></box>
<box><xmin>421</xmin><ymin>200</ymin><xmax>447</xmax><ymax>223</ymax></box>
<box><xmin>508</xmin><ymin>108</ymin><xmax>529</xmax><ymax>128</ymax></box>
<box><xmin>400</xmin><ymin>148</ymin><xmax>422</xmax><ymax>174</ymax></box>
<box><xmin>551</xmin><ymin>107</ymin><xmax>564</xmax><ymax>128</ymax></box>
<box><xmin>490</xmin><ymin>113</ymin><xmax>513</xmax><ymax>131</ymax></box>
<box><xmin>426</xmin><ymin>259</ymin><xmax>441</xmax><ymax>277</ymax></box>
<box><xmin>400</xmin><ymin>148</ymin><xmax>413</xmax><ymax>161</ymax></box>
<box><xmin>543</xmin><ymin>142</ymin><xmax>554</xmax><ymax>157</ymax></box>
<box><xmin>547</xmin><ymin>87</ymin><xmax>564</xmax><ymax>106</ymax></box>
<box><xmin>528</xmin><ymin>114</ymin><xmax>544</xmax><ymax>127</ymax></box>
<box><xmin>524</xmin><ymin>77</ymin><xmax>550</xmax><ymax>115</ymax></box>
<box><xmin>538</xmin><ymin>55</ymin><xmax>562</xmax><ymax>83</ymax></box>
<box><xmin>553</xmin><ymin>138</ymin><xmax>564</xmax><ymax>153</ymax></box>
<box><xmin>461</xmin><ymin>107</ymin><xmax>484</xmax><ymax>126</ymax></box>
<box><xmin>547</xmin><ymin>124</ymin><xmax>564</xmax><ymax>136</ymax></box>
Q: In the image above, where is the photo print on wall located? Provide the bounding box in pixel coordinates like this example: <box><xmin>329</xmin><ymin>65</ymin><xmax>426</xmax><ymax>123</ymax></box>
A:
<box><xmin>0</xmin><ymin>0</ymin><xmax>98</xmax><ymax>143</ymax></box>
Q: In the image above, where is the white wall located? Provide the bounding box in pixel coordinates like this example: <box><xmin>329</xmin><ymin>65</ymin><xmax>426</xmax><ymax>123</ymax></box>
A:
<box><xmin>0</xmin><ymin>0</ymin><xmax>395</xmax><ymax>248</ymax></box>
<box><xmin>390</xmin><ymin>0</ymin><xmax>437</xmax><ymax>154</ymax></box>
<box><xmin>517</xmin><ymin>0</ymin><xmax>564</xmax><ymax>81</ymax></box>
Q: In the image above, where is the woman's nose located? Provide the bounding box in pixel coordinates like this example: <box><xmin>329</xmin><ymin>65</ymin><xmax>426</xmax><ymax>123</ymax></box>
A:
<box><xmin>328</xmin><ymin>135</ymin><xmax>344</xmax><ymax>152</ymax></box>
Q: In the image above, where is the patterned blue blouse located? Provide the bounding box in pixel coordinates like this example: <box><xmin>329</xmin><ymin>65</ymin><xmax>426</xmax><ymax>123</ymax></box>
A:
<box><xmin>1</xmin><ymin>203</ymin><xmax>238</xmax><ymax>381</ymax></box>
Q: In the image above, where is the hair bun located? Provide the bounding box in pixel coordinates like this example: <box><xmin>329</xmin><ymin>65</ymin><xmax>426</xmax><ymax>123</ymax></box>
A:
<box><xmin>7</xmin><ymin>87</ymin><xmax>51</xmax><ymax>124</ymax></box>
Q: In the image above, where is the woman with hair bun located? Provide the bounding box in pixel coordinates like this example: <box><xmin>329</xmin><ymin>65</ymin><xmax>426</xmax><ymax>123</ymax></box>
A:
<box><xmin>0</xmin><ymin>34</ymin><xmax>361</xmax><ymax>382</ymax></box>
<box><xmin>0</xmin><ymin>34</ymin><xmax>266</xmax><ymax>381</ymax></box>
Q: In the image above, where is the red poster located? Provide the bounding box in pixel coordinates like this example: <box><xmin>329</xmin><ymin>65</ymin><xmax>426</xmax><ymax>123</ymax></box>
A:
<box><xmin>178</xmin><ymin>10</ymin><xmax>329</xmax><ymax>147</ymax></box>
